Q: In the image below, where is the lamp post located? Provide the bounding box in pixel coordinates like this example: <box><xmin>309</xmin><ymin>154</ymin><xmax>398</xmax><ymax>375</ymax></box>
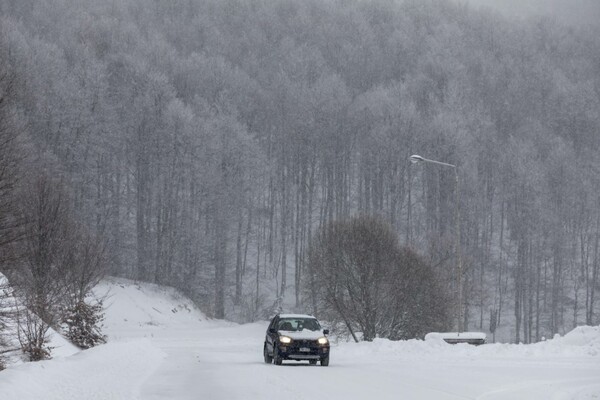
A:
<box><xmin>409</xmin><ymin>154</ymin><xmax>463</xmax><ymax>333</ymax></box>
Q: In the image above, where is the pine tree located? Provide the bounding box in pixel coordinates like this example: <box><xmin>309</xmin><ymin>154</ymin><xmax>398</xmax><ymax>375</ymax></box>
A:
<box><xmin>61</xmin><ymin>299</ymin><xmax>106</xmax><ymax>350</ymax></box>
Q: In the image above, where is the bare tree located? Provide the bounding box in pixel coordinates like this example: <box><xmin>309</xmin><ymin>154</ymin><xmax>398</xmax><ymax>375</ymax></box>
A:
<box><xmin>10</xmin><ymin>174</ymin><xmax>72</xmax><ymax>359</ymax></box>
<box><xmin>59</xmin><ymin>225</ymin><xmax>108</xmax><ymax>349</ymax></box>
<box><xmin>0</xmin><ymin>35</ymin><xmax>27</xmax><ymax>266</ymax></box>
<box><xmin>10</xmin><ymin>172</ymin><xmax>109</xmax><ymax>356</ymax></box>
<box><xmin>306</xmin><ymin>215</ymin><xmax>450</xmax><ymax>341</ymax></box>
<box><xmin>0</xmin><ymin>31</ymin><xmax>29</xmax><ymax>364</ymax></box>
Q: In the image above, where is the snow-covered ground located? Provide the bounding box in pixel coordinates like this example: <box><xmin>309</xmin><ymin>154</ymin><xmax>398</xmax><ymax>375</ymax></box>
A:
<box><xmin>1</xmin><ymin>277</ymin><xmax>599</xmax><ymax>400</ymax></box>
<box><xmin>0</xmin><ymin>272</ymin><xmax>80</xmax><ymax>363</ymax></box>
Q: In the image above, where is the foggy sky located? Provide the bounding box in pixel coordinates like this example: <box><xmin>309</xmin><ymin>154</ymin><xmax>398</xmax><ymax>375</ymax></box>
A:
<box><xmin>460</xmin><ymin>0</ymin><xmax>600</xmax><ymax>26</ymax></box>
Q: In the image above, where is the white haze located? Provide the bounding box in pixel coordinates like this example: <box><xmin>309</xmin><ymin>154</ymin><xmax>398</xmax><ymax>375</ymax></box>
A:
<box><xmin>460</xmin><ymin>0</ymin><xmax>600</xmax><ymax>25</ymax></box>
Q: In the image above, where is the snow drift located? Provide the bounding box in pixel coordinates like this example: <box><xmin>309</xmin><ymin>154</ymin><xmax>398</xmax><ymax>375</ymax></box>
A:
<box><xmin>340</xmin><ymin>325</ymin><xmax>600</xmax><ymax>361</ymax></box>
<box><xmin>0</xmin><ymin>339</ymin><xmax>165</xmax><ymax>400</ymax></box>
<box><xmin>94</xmin><ymin>277</ymin><xmax>207</xmax><ymax>340</ymax></box>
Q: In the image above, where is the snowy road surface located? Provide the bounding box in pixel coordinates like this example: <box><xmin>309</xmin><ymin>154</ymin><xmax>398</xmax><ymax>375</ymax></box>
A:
<box><xmin>1</xmin><ymin>278</ymin><xmax>599</xmax><ymax>400</ymax></box>
<box><xmin>140</xmin><ymin>323</ymin><xmax>600</xmax><ymax>400</ymax></box>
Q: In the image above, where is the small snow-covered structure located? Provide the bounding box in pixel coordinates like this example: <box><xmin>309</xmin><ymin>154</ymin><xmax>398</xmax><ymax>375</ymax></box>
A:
<box><xmin>425</xmin><ymin>331</ymin><xmax>487</xmax><ymax>345</ymax></box>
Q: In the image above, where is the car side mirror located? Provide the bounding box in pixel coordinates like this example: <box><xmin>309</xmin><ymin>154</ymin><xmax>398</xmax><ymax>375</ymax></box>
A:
<box><xmin>323</xmin><ymin>329</ymin><xmax>329</xmax><ymax>335</ymax></box>
<box><xmin>269</xmin><ymin>328</ymin><xmax>277</xmax><ymax>334</ymax></box>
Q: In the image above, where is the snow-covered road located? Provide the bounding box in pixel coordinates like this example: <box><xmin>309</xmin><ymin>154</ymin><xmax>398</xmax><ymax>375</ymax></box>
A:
<box><xmin>1</xmin><ymin>278</ymin><xmax>599</xmax><ymax>400</ymax></box>
<box><xmin>138</xmin><ymin>322</ymin><xmax>600</xmax><ymax>400</ymax></box>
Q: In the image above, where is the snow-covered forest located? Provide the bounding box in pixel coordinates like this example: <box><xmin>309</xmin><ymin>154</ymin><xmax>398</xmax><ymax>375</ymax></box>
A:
<box><xmin>0</xmin><ymin>0</ymin><xmax>599</xmax><ymax>346</ymax></box>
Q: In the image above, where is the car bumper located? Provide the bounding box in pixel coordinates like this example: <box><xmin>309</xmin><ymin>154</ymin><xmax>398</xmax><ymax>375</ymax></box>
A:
<box><xmin>278</xmin><ymin>344</ymin><xmax>329</xmax><ymax>360</ymax></box>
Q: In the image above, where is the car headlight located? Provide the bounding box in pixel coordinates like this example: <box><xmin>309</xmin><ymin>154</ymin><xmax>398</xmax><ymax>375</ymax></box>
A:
<box><xmin>279</xmin><ymin>336</ymin><xmax>292</xmax><ymax>344</ymax></box>
<box><xmin>317</xmin><ymin>337</ymin><xmax>329</xmax><ymax>345</ymax></box>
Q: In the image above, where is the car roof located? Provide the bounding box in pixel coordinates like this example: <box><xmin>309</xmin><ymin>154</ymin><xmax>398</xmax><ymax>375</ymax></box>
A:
<box><xmin>278</xmin><ymin>314</ymin><xmax>317</xmax><ymax>319</ymax></box>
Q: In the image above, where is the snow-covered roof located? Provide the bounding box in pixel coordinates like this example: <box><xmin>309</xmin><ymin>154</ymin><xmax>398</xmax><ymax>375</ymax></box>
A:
<box><xmin>278</xmin><ymin>313</ymin><xmax>316</xmax><ymax>319</ymax></box>
<box><xmin>425</xmin><ymin>332</ymin><xmax>487</xmax><ymax>346</ymax></box>
<box><xmin>425</xmin><ymin>332</ymin><xmax>487</xmax><ymax>341</ymax></box>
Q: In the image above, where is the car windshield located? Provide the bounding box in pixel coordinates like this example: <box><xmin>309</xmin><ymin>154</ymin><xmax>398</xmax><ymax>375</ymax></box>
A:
<box><xmin>278</xmin><ymin>318</ymin><xmax>321</xmax><ymax>332</ymax></box>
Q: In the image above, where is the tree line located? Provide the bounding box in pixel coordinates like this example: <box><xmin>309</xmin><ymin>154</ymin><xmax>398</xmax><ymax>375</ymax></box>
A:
<box><xmin>0</xmin><ymin>60</ymin><xmax>107</xmax><ymax>362</ymax></box>
<box><xmin>0</xmin><ymin>0</ymin><xmax>598</xmax><ymax>344</ymax></box>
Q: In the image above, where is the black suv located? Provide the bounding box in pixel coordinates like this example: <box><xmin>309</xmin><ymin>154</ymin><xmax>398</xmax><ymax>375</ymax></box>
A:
<box><xmin>264</xmin><ymin>314</ymin><xmax>330</xmax><ymax>366</ymax></box>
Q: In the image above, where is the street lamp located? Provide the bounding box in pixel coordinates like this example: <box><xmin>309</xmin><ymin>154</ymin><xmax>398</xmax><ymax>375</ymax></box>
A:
<box><xmin>409</xmin><ymin>154</ymin><xmax>463</xmax><ymax>333</ymax></box>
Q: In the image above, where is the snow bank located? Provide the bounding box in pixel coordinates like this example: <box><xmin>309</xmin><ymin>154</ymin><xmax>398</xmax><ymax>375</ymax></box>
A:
<box><xmin>556</xmin><ymin>326</ymin><xmax>600</xmax><ymax>347</ymax></box>
<box><xmin>0</xmin><ymin>277</ymin><xmax>194</xmax><ymax>399</ymax></box>
<box><xmin>339</xmin><ymin>325</ymin><xmax>600</xmax><ymax>360</ymax></box>
<box><xmin>526</xmin><ymin>326</ymin><xmax>600</xmax><ymax>357</ymax></box>
<box><xmin>0</xmin><ymin>339</ymin><xmax>165</xmax><ymax>400</ymax></box>
<box><xmin>46</xmin><ymin>328</ymin><xmax>80</xmax><ymax>358</ymax></box>
<box><xmin>94</xmin><ymin>277</ymin><xmax>207</xmax><ymax>339</ymax></box>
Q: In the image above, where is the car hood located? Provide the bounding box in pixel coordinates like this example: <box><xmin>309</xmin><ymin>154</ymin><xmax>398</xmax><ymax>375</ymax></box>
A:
<box><xmin>279</xmin><ymin>330</ymin><xmax>326</xmax><ymax>340</ymax></box>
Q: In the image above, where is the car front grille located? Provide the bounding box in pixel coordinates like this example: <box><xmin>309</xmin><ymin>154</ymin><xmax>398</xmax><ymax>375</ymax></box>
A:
<box><xmin>288</xmin><ymin>339</ymin><xmax>321</xmax><ymax>355</ymax></box>
<box><xmin>295</xmin><ymin>339</ymin><xmax>317</xmax><ymax>347</ymax></box>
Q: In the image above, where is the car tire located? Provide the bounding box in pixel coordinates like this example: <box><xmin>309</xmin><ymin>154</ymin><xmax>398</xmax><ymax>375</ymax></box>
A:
<box><xmin>263</xmin><ymin>344</ymin><xmax>273</xmax><ymax>364</ymax></box>
<box><xmin>273</xmin><ymin>346</ymin><xmax>283</xmax><ymax>365</ymax></box>
<box><xmin>320</xmin><ymin>355</ymin><xmax>329</xmax><ymax>367</ymax></box>
<box><xmin>309</xmin><ymin>360</ymin><xmax>317</xmax><ymax>365</ymax></box>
